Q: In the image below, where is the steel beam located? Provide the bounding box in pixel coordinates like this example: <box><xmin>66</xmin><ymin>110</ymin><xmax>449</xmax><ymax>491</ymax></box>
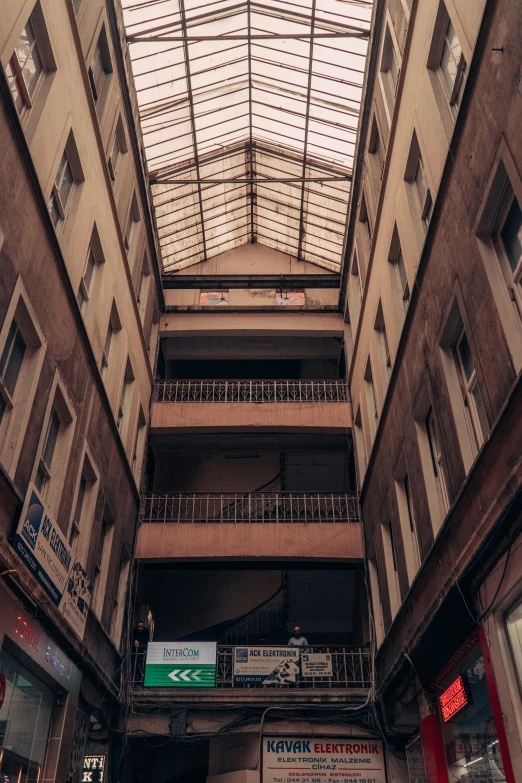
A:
<box><xmin>179</xmin><ymin>0</ymin><xmax>207</xmax><ymax>262</ymax></box>
<box><xmin>162</xmin><ymin>274</ymin><xmax>341</xmax><ymax>289</ymax></box>
<box><xmin>151</xmin><ymin>177</ymin><xmax>351</xmax><ymax>184</ymax></box>
<box><xmin>127</xmin><ymin>33</ymin><xmax>369</xmax><ymax>42</ymax></box>
<box><xmin>297</xmin><ymin>0</ymin><xmax>316</xmax><ymax>262</ymax></box>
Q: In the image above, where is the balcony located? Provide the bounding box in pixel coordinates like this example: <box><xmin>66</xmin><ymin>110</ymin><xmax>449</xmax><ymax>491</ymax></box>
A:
<box><xmin>137</xmin><ymin>492</ymin><xmax>363</xmax><ymax>561</ymax></box>
<box><xmin>151</xmin><ymin>380</ymin><xmax>351</xmax><ymax>433</ymax></box>
<box><xmin>130</xmin><ymin>645</ymin><xmax>372</xmax><ymax>698</ymax></box>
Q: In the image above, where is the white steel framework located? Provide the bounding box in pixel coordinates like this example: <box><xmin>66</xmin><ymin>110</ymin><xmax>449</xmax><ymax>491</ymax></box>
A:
<box><xmin>123</xmin><ymin>0</ymin><xmax>373</xmax><ymax>272</ymax></box>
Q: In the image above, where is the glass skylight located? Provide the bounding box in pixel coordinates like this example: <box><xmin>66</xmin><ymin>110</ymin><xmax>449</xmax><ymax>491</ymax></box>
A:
<box><xmin>123</xmin><ymin>0</ymin><xmax>373</xmax><ymax>272</ymax></box>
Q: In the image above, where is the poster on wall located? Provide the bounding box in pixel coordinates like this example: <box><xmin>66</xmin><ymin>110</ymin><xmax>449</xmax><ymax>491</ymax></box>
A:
<box><xmin>233</xmin><ymin>647</ymin><xmax>300</xmax><ymax>685</ymax></box>
<box><xmin>144</xmin><ymin>642</ymin><xmax>217</xmax><ymax>687</ymax></box>
<box><xmin>199</xmin><ymin>291</ymin><xmax>229</xmax><ymax>305</ymax></box>
<box><xmin>276</xmin><ymin>291</ymin><xmax>305</xmax><ymax>306</ymax></box>
<box><xmin>11</xmin><ymin>484</ymin><xmax>91</xmax><ymax>639</ymax></box>
<box><xmin>301</xmin><ymin>653</ymin><xmax>333</xmax><ymax>677</ymax></box>
<box><xmin>263</xmin><ymin>736</ymin><xmax>386</xmax><ymax>783</ymax></box>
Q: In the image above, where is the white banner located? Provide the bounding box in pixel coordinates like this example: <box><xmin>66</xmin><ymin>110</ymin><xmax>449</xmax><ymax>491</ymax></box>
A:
<box><xmin>11</xmin><ymin>484</ymin><xmax>91</xmax><ymax>639</ymax></box>
<box><xmin>263</xmin><ymin>736</ymin><xmax>386</xmax><ymax>783</ymax></box>
<box><xmin>233</xmin><ymin>647</ymin><xmax>300</xmax><ymax>684</ymax></box>
<box><xmin>301</xmin><ymin>653</ymin><xmax>333</xmax><ymax>677</ymax></box>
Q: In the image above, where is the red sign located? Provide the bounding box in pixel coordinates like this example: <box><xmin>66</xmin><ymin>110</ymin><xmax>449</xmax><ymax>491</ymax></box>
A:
<box><xmin>0</xmin><ymin>673</ymin><xmax>6</xmax><ymax>710</ymax></box>
<box><xmin>439</xmin><ymin>674</ymin><xmax>470</xmax><ymax>722</ymax></box>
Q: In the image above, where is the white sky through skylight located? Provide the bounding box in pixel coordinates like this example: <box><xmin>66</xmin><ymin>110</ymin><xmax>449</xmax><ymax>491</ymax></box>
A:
<box><xmin>123</xmin><ymin>0</ymin><xmax>373</xmax><ymax>272</ymax></box>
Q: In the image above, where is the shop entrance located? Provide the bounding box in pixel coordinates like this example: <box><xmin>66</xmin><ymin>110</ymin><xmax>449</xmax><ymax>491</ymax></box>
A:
<box><xmin>0</xmin><ymin>649</ymin><xmax>54</xmax><ymax>783</ymax></box>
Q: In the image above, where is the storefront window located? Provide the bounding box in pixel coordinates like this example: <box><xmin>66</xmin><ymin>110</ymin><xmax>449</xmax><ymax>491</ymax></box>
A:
<box><xmin>0</xmin><ymin>649</ymin><xmax>54</xmax><ymax>783</ymax></box>
<box><xmin>506</xmin><ymin>597</ymin><xmax>522</xmax><ymax>694</ymax></box>
<box><xmin>439</xmin><ymin>645</ymin><xmax>506</xmax><ymax>782</ymax></box>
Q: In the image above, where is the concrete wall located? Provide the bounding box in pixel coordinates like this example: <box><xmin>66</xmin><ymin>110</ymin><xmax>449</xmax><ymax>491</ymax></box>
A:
<box><xmin>151</xmin><ymin>401</ymin><xmax>351</xmax><ymax>434</ymax></box>
<box><xmin>136</xmin><ymin>522</ymin><xmax>363</xmax><ymax>562</ymax></box>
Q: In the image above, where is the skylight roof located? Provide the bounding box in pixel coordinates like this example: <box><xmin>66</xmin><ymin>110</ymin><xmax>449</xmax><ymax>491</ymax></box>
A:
<box><xmin>123</xmin><ymin>0</ymin><xmax>373</xmax><ymax>272</ymax></box>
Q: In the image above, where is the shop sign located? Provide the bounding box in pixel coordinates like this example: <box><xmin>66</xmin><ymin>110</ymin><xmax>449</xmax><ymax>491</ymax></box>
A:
<box><xmin>82</xmin><ymin>755</ymin><xmax>105</xmax><ymax>783</ymax></box>
<box><xmin>439</xmin><ymin>674</ymin><xmax>471</xmax><ymax>722</ymax></box>
<box><xmin>263</xmin><ymin>736</ymin><xmax>386</xmax><ymax>783</ymax></box>
<box><xmin>0</xmin><ymin>584</ymin><xmax>81</xmax><ymax>693</ymax></box>
<box><xmin>301</xmin><ymin>653</ymin><xmax>333</xmax><ymax>677</ymax></box>
<box><xmin>233</xmin><ymin>646</ymin><xmax>300</xmax><ymax>684</ymax></box>
<box><xmin>144</xmin><ymin>642</ymin><xmax>216</xmax><ymax>687</ymax></box>
<box><xmin>11</xmin><ymin>484</ymin><xmax>92</xmax><ymax>639</ymax></box>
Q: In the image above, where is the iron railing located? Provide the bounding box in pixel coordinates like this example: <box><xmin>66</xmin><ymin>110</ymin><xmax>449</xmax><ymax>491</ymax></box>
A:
<box><xmin>131</xmin><ymin>646</ymin><xmax>371</xmax><ymax>689</ymax></box>
<box><xmin>154</xmin><ymin>379</ymin><xmax>349</xmax><ymax>403</ymax></box>
<box><xmin>140</xmin><ymin>493</ymin><xmax>360</xmax><ymax>524</ymax></box>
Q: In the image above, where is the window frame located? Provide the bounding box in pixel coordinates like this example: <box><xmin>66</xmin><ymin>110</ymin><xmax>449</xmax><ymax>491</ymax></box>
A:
<box><xmin>405</xmin><ymin>131</ymin><xmax>433</xmax><ymax>237</ymax></box>
<box><xmin>108</xmin><ymin>116</ymin><xmax>128</xmax><ymax>182</ymax></box>
<box><xmin>88</xmin><ymin>25</ymin><xmax>113</xmax><ymax>119</ymax></box>
<box><xmin>395</xmin><ymin>475</ymin><xmax>421</xmax><ymax>584</ymax></box>
<box><xmin>48</xmin><ymin>132</ymin><xmax>84</xmax><ymax>233</ymax></box>
<box><xmin>379</xmin><ymin>21</ymin><xmax>401</xmax><ymax>125</ymax></box>
<box><xmin>380</xmin><ymin>520</ymin><xmax>401</xmax><ymax>619</ymax></box>
<box><xmin>453</xmin><ymin>325</ymin><xmax>490</xmax><ymax>452</ymax></box>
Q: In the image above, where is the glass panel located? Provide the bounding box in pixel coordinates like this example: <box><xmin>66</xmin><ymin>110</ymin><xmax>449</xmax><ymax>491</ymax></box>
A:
<box><xmin>507</xmin><ymin>597</ymin><xmax>522</xmax><ymax>695</ymax></box>
<box><xmin>3</xmin><ymin>327</ymin><xmax>26</xmax><ymax>397</ymax></box>
<box><xmin>57</xmin><ymin>155</ymin><xmax>74</xmax><ymax>210</ymax></box>
<box><xmin>42</xmin><ymin>408</ymin><xmax>61</xmax><ymax>469</ymax></box>
<box><xmin>0</xmin><ymin>648</ymin><xmax>54</xmax><ymax>782</ymax></box>
<box><xmin>0</xmin><ymin>321</ymin><xmax>17</xmax><ymax>378</ymax></box>
<box><xmin>439</xmin><ymin>18</ymin><xmax>461</xmax><ymax>95</ymax></box>
<box><xmin>440</xmin><ymin>646</ymin><xmax>506</xmax><ymax>782</ymax></box>
<box><xmin>48</xmin><ymin>191</ymin><xmax>62</xmax><ymax>228</ymax></box>
<box><xmin>22</xmin><ymin>37</ymin><xmax>43</xmax><ymax>98</ymax></box>
<box><xmin>14</xmin><ymin>21</ymin><xmax>36</xmax><ymax>73</ymax></box>
<box><xmin>83</xmin><ymin>250</ymin><xmax>96</xmax><ymax>292</ymax></box>
<box><xmin>122</xmin><ymin>0</ymin><xmax>372</xmax><ymax>271</ymax></box>
<box><xmin>457</xmin><ymin>331</ymin><xmax>474</xmax><ymax>381</ymax></box>
<box><xmin>472</xmin><ymin>383</ymin><xmax>490</xmax><ymax>439</ymax></box>
<box><xmin>5</xmin><ymin>60</ymin><xmax>25</xmax><ymax>113</ymax></box>
<box><xmin>500</xmin><ymin>197</ymin><xmax>522</xmax><ymax>274</ymax></box>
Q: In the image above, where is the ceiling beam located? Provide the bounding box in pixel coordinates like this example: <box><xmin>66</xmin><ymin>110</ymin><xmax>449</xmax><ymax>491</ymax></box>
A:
<box><xmin>151</xmin><ymin>177</ymin><xmax>351</xmax><ymax>184</ymax></box>
<box><xmin>297</xmin><ymin>0</ymin><xmax>316</xmax><ymax>262</ymax></box>
<box><xmin>127</xmin><ymin>32</ymin><xmax>369</xmax><ymax>42</ymax></box>
<box><xmin>162</xmin><ymin>274</ymin><xmax>341</xmax><ymax>289</ymax></box>
<box><xmin>179</xmin><ymin>0</ymin><xmax>207</xmax><ymax>262</ymax></box>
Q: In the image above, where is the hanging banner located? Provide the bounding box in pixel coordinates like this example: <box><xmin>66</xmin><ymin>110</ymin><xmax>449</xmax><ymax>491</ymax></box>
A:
<box><xmin>301</xmin><ymin>653</ymin><xmax>333</xmax><ymax>677</ymax></box>
<box><xmin>144</xmin><ymin>642</ymin><xmax>217</xmax><ymax>687</ymax></box>
<box><xmin>263</xmin><ymin>736</ymin><xmax>386</xmax><ymax>783</ymax></box>
<box><xmin>233</xmin><ymin>646</ymin><xmax>300</xmax><ymax>684</ymax></box>
<box><xmin>11</xmin><ymin>484</ymin><xmax>91</xmax><ymax>639</ymax></box>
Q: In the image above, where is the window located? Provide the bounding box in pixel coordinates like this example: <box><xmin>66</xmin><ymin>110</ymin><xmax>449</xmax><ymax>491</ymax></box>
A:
<box><xmin>493</xmin><ymin>189</ymin><xmax>522</xmax><ymax>319</ymax></box>
<box><xmin>364</xmin><ymin>357</ymin><xmax>378</xmax><ymax>441</ymax></box>
<box><xmin>425</xmin><ymin>406</ymin><xmax>450</xmax><ymax>515</ymax></box>
<box><xmin>33</xmin><ymin>380</ymin><xmax>75</xmax><ymax>513</ymax></box>
<box><xmin>118</xmin><ymin>359</ymin><xmax>135</xmax><ymax>439</ymax></box>
<box><xmin>428</xmin><ymin>4</ymin><xmax>466</xmax><ymax>114</ymax></box>
<box><xmin>353</xmin><ymin>406</ymin><xmax>367</xmax><ymax>483</ymax></box>
<box><xmin>453</xmin><ymin>325</ymin><xmax>490</xmax><ymax>450</ymax></box>
<box><xmin>0</xmin><ymin>320</ymin><xmax>27</xmax><ymax>424</ymax></box>
<box><xmin>4</xmin><ymin>5</ymin><xmax>55</xmax><ymax>122</ymax></box>
<box><xmin>380</xmin><ymin>521</ymin><xmax>401</xmax><ymax>619</ymax></box>
<box><xmin>380</xmin><ymin>24</ymin><xmax>400</xmax><ymax>120</ymax></box>
<box><xmin>5</xmin><ymin>17</ymin><xmax>44</xmax><ymax>115</ymax></box>
<box><xmin>68</xmin><ymin>452</ymin><xmax>98</xmax><ymax>556</ymax></box>
<box><xmin>77</xmin><ymin>225</ymin><xmax>105</xmax><ymax>315</ymax></box>
<box><xmin>124</xmin><ymin>192</ymin><xmax>140</xmax><ymax>254</ymax></box>
<box><xmin>405</xmin><ymin>132</ymin><xmax>432</xmax><ymax>235</ymax></box>
<box><xmin>359</xmin><ymin>192</ymin><xmax>372</xmax><ymax>242</ymax></box>
<box><xmin>368</xmin><ymin>559</ymin><xmax>385</xmax><ymax>645</ymax></box>
<box><xmin>108</xmin><ymin>117</ymin><xmax>127</xmax><ymax>181</ymax></box>
<box><xmin>368</xmin><ymin>117</ymin><xmax>385</xmax><ymax>181</ymax></box>
<box><xmin>0</xmin><ymin>282</ymin><xmax>45</xmax><ymax>478</ymax></box>
<box><xmin>395</xmin><ymin>475</ymin><xmax>421</xmax><ymax>583</ymax></box>
<box><xmin>35</xmin><ymin>408</ymin><xmax>61</xmax><ymax>494</ymax></box>
<box><xmin>91</xmin><ymin>511</ymin><xmax>114</xmax><ymax>620</ymax></box>
<box><xmin>88</xmin><ymin>26</ymin><xmax>112</xmax><ymax>118</ymax></box>
<box><xmin>111</xmin><ymin>546</ymin><xmax>131</xmax><ymax>646</ymax></box>
<box><xmin>101</xmin><ymin>301</ymin><xmax>121</xmax><ymax>376</ymax></box>
<box><xmin>137</xmin><ymin>252</ymin><xmax>151</xmax><ymax>312</ymax></box>
<box><xmin>388</xmin><ymin>225</ymin><xmax>410</xmax><ymax>325</ymax></box>
<box><xmin>374</xmin><ymin>301</ymin><xmax>391</xmax><ymax>383</ymax></box>
<box><xmin>348</xmin><ymin>252</ymin><xmax>363</xmax><ymax>328</ymax></box>
<box><xmin>48</xmin><ymin>133</ymin><xmax>84</xmax><ymax>231</ymax></box>
<box><xmin>132</xmin><ymin>406</ymin><xmax>147</xmax><ymax>483</ymax></box>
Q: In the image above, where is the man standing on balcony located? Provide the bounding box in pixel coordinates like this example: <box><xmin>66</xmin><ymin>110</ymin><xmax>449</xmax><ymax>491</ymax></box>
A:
<box><xmin>288</xmin><ymin>626</ymin><xmax>308</xmax><ymax>646</ymax></box>
<box><xmin>132</xmin><ymin>620</ymin><xmax>150</xmax><ymax>683</ymax></box>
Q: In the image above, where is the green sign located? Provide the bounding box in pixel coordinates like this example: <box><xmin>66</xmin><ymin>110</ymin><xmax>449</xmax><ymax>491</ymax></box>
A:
<box><xmin>144</xmin><ymin>642</ymin><xmax>217</xmax><ymax>687</ymax></box>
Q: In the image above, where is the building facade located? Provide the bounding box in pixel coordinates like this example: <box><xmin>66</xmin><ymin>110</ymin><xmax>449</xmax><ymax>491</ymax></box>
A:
<box><xmin>0</xmin><ymin>0</ymin><xmax>161</xmax><ymax>780</ymax></box>
<box><xmin>343</xmin><ymin>0</ymin><xmax>522</xmax><ymax>780</ymax></box>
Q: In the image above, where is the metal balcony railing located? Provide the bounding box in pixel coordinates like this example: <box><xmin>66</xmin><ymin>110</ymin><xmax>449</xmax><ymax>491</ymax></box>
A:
<box><xmin>153</xmin><ymin>379</ymin><xmax>349</xmax><ymax>403</ymax></box>
<box><xmin>140</xmin><ymin>492</ymin><xmax>360</xmax><ymax>524</ymax></box>
<box><xmin>130</xmin><ymin>646</ymin><xmax>372</xmax><ymax>689</ymax></box>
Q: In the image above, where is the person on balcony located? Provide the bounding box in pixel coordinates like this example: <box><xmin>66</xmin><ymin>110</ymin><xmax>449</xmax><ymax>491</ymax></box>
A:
<box><xmin>288</xmin><ymin>625</ymin><xmax>308</xmax><ymax>646</ymax></box>
<box><xmin>132</xmin><ymin>620</ymin><xmax>150</xmax><ymax>683</ymax></box>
